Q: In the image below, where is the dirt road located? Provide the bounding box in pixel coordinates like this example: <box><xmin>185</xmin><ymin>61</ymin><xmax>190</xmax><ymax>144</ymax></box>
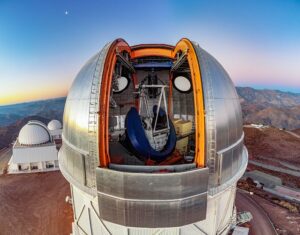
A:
<box><xmin>285</xmin><ymin>131</ymin><xmax>300</xmax><ymax>139</ymax></box>
<box><xmin>248</xmin><ymin>160</ymin><xmax>300</xmax><ymax>177</ymax></box>
<box><xmin>236</xmin><ymin>190</ymin><xmax>277</xmax><ymax>235</ymax></box>
<box><xmin>0</xmin><ymin>148</ymin><xmax>11</xmax><ymax>174</ymax></box>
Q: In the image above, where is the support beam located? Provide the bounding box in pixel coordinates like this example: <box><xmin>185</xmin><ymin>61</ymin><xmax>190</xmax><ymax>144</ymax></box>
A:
<box><xmin>171</xmin><ymin>51</ymin><xmax>187</xmax><ymax>72</ymax></box>
<box><xmin>116</xmin><ymin>53</ymin><xmax>135</xmax><ymax>73</ymax></box>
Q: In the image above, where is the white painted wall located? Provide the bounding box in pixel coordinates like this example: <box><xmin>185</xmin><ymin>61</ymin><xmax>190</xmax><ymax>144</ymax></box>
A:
<box><xmin>11</xmin><ymin>144</ymin><xmax>58</xmax><ymax>164</ymax></box>
<box><xmin>8</xmin><ymin>144</ymin><xmax>59</xmax><ymax>173</ymax></box>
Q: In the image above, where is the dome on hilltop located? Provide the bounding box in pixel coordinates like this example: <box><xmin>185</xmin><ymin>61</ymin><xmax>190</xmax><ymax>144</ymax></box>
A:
<box><xmin>48</xmin><ymin>120</ymin><xmax>62</xmax><ymax>130</ymax></box>
<box><xmin>19</xmin><ymin>123</ymin><xmax>50</xmax><ymax>145</ymax></box>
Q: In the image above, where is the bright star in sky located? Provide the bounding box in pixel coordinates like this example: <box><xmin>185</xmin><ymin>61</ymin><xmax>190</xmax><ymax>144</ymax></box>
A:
<box><xmin>65</xmin><ymin>10</ymin><xmax>69</xmax><ymax>15</ymax></box>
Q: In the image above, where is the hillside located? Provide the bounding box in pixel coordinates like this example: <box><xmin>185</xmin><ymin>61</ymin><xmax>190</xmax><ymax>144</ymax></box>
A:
<box><xmin>292</xmin><ymin>128</ymin><xmax>300</xmax><ymax>136</ymax></box>
<box><xmin>237</xmin><ymin>87</ymin><xmax>300</xmax><ymax>130</ymax></box>
<box><xmin>0</xmin><ymin>172</ymin><xmax>73</xmax><ymax>234</ymax></box>
<box><xmin>0</xmin><ymin>97</ymin><xmax>66</xmax><ymax>127</ymax></box>
<box><xmin>244</xmin><ymin>126</ymin><xmax>300</xmax><ymax>188</ymax></box>
<box><xmin>244</xmin><ymin>126</ymin><xmax>300</xmax><ymax>165</ymax></box>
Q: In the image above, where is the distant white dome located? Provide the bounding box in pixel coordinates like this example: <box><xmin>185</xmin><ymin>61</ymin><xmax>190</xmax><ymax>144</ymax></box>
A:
<box><xmin>48</xmin><ymin>120</ymin><xmax>62</xmax><ymax>130</ymax></box>
<box><xmin>19</xmin><ymin>123</ymin><xmax>50</xmax><ymax>145</ymax></box>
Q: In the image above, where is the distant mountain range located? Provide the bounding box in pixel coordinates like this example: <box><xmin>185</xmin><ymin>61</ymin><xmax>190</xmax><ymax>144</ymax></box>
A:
<box><xmin>236</xmin><ymin>87</ymin><xmax>300</xmax><ymax>130</ymax></box>
<box><xmin>0</xmin><ymin>87</ymin><xmax>299</xmax><ymax>149</ymax></box>
<box><xmin>0</xmin><ymin>97</ymin><xmax>66</xmax><ymax>127</ymax></box>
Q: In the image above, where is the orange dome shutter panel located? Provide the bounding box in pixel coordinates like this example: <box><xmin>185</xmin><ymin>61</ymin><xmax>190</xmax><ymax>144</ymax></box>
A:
<box><xmin>173</xmin><ymin>38</ymin><xmax>206</xmax><ymax>167</ymax></box>
<box><xmin>98</xmin><ymin>39</ymin><xmax>131</xmax><ymax>168</ymax></box>
<box><xmin>99</xmin><ymin>39</ymin><xmax>205</xmax><ymax>168</ymax></box>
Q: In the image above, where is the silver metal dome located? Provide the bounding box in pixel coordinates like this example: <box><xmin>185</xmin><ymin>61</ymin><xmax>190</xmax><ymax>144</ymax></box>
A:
<box><xmin>194</xmin><ymin>46</ymin><xmax>244</xmax><ymax>187</ymax></box>
<box><xmin>60</xmin><ymin>39</ymin><xmax>244</xmax><ymax>188</ymax></box>
<box><xmin>60</xmin><ymin>42</ymin><xmax>111</xmax><ymax>188</ymax></box>
<box><xmin>59</xmin><ymin>38</ymin><xmax>247</xmax><ymax>229</ymax></box>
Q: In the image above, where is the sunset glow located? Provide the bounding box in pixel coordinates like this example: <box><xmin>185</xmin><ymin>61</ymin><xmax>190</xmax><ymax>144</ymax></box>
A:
<box><xmin>0</xmin><ymin>86</ymin><xmax>68</xmax><ymax>106</ymax></box>
<box><xmin>0</xmin><ymin>0</ymin><xmax>299</xmax><ymax>105</ymax></box>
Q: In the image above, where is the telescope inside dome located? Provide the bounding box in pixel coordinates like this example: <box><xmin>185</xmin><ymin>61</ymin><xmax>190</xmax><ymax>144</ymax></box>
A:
<box><xmin>108</xmin><ymin>53</ymin><xmax>196</xmax><ymax>166</ymax></box>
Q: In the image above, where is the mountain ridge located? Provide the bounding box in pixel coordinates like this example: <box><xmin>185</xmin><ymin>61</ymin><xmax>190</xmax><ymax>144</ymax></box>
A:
<box><xmin>0</xmin><ymin>97</ymin><xmax>65</xmax><ymax>127</ymax></box>
<box><xmin>236</xmin><ymin>87</ymin><xmax>300</xmax><ymax>129</ymax></box>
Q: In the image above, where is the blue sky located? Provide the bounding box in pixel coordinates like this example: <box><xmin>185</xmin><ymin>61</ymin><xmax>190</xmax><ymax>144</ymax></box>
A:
<box><xmin>0</xmin><ymin>0</ymin><xmax>300</xmax><ymax>105</ymax></box>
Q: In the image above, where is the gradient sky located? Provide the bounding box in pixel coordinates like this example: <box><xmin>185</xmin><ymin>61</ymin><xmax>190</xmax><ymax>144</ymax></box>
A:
<box><xmin>1</xmin><ymin>0</ymin><xmax>300</xmax><ymax>105</ymax></box>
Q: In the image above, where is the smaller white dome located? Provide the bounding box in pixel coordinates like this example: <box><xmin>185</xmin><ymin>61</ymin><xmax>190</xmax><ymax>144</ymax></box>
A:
<box><xmin>48</xmin><ymin>120</ymin><xmax>62</xmax><ymax>130</ymax></box>
<box><xmin>19</xmin><ymin>123</ymin><xmax>50</xmax><ymax>145</ymax></box>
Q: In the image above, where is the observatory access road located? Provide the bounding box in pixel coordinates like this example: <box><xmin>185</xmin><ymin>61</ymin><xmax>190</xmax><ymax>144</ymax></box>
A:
<box><xmin>0</xmin><ymin>147</ymin><xmax>11</xmax><ymax>174</ymax></box>
<box><xmin>248</xmin><ymin>160</ymin><xmax>300</xmax><ymax>177</ymax></box>
<box><xmin>285</xmin><ymin>130</ymin><xmax>300</xmax><ymax>139</ymax></box>
<box><xmin>236</xmin><ymin>190</ymin><xmax>277</xmax><ymax>235</ymax></box>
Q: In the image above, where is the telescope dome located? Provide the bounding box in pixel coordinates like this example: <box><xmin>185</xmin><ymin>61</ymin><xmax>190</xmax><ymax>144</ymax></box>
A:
<box><xmin>59</xmin><ymin>38</ymin><xmax>248</xmax><ymax>233</ymax></box>
<box><xmin>48</xmin><ymin>119</ymin><xmax>62</xmax><ymax>130</ymax></box>
<box><xmin>19</xmin><ymin>122</ymin><xmax>50</xmax><ymax>146</ymax></box>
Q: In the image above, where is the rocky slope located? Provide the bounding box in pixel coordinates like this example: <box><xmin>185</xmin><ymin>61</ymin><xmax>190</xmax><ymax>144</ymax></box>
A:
<box><xmin>237</xmin><ymin>87</ymin><xmax>300</xmax><ymax>130</ymax></box>
<box><xmin>244</xmin><ymin>126</ymin><xmax>300</xmax><ymax>188</ymax></box>
<box><xmin>0</xmin><ymin>97</ymin><xmax>65</xmax><ymax>127</ymax></box>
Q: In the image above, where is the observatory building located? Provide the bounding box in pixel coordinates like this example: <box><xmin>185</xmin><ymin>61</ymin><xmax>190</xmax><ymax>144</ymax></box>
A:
<box><xmin>48</xmin><ymin>119</ymin><xmax>63</xmax><ymax>140</ymax></box>
<box><xmin>48</xmin><ymin>119</ymin><xmax>63</xmax><ymax>147</ymax></box>
<box><xmin>59</xmin><ymin>38</ymin><xmax>248</xmax><ymax>234</ymax></box>
<box><xmin>8</xmin><ymin>120</ymin><xmax>60</xmax><ymax>173</ymax></box>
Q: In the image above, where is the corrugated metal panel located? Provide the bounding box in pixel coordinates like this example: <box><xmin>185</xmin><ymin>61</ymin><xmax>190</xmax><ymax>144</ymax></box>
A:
<box><xmin>60</xmin><ymin>143</ymin><xmax>86</xmax><ymax>185</ymax></box>
<box><xmin>98</xmin><ymin>192</ymin><xmax>207</xmax><ymax>228</ymax></box>
<box><xmin>96</xmin><ymin>167</ymin><xmax>209</xmax><ymax>227</ymax></box>
<box><xmin>220</xmin><ymin>150</ymin><xmax>233</xmax><ymax>184</ymax></box>
<box><xmin>97</xmin><ymin>168</ymin><xmax>208</xmax><ymax>200</ymax></box>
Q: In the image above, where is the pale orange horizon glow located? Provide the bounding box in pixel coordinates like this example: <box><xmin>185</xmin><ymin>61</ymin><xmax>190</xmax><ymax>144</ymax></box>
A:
<box><xmin>0</xmin><ymin>85</ymin><xmax>68</xmax><ymax>106</ymax></box>
<box><xmin>0</xmin><ymin>65</ymin><xmax>74</xmax><ymax>106</ymax></box>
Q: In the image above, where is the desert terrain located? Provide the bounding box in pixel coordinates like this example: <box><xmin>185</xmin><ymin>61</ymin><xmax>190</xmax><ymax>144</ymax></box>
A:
<box><xmin>244</xmin><ymin>126</ymin><xmax>300</xmax><ymax>165</ymax></box>
<box><xmin>237</xmin><ymin>87</ymin><xmax>300</xmax><ymax>130</ymax></box>
<box><xmin>0</xmin><ymin>171</ymin><xmax>73</xmax><ymax>235</ymax></box>
<box><xmin>240</xmin><ymin>126</ymin><xmax>300</xmax><ymax>235</ymax></box>
<box><xmin>244</xmin><ymin>126</ymin><xmax>300</xmax><ymax>188</ymax></box>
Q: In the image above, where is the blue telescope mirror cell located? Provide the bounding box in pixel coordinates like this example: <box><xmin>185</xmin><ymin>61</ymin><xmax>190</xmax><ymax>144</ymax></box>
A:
<box><xmin>125</xmin><ymin>107</ymin><xmax>176</xmax><ymax>162</ymax></box>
